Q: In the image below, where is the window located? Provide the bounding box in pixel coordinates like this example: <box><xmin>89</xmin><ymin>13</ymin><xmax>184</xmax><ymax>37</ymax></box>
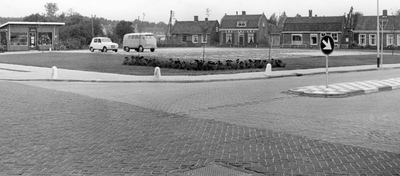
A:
<box><xmin>310</xmin><ymin>34</ymin><xmax>318</xmax><ymax>45</ymax></box>
<box><xmin>387</xmin><ymin>34</ymin><xmax>394</xmax><ymax>46</ymax></box>
<box><xmin>182</xmin><ymin>35</ymin><xmax>187</xmax><ymax>42</ymax></box>
<box><xmin>369</xmin><ymin>34</ymin><xmax>376</xmax><ymax>45</ymax></box>
<box><xmin>331</xmin><ymin>33</ymin><xmax>338</xmax><ymax>42</ymax></box>
<box><xmin>237</xmin><ymin>21</ymin><xmax>247</xmax><ymax>27</ymax></box>
<box><xmin>359</xmin><ymin>34</ymin><xmax>366</xmax><ymax>46</ymax></box>
<box><xmin>201</xmin><ymin>35</ymin><xmax>207</xmax><ymax>43</ymax></box>
<box><xmin>38</xmin><ymin>32</ymin><xmax>52</xmax><ymax>45</ymax></box>
<box><xmin>292</xmin><ymin>34</ymin><xmax>302</xmax><ymax>45</ymax></box>
<box><xmin>397</xmin><ymin>34</ymin><xmax>400</xmax><ymax>46</ymax></box>
<box><xmin>192</xmin><ymin>35</ymin><xmax>198</xmax><ymax>43</ymax></box>
<box><xmin>248</xmin><ymin>33</ymin><xmax>254</xmax><ymax>43</ymax></box>
<box><xmin>10</xmin><ymin>33</ymin><xmax>28</xmax><ymax>46</ymax></box>
<box><xmin>226</xmin><ymin>33</ymin><xmax>232</xmax><ymax>43</ymax></box>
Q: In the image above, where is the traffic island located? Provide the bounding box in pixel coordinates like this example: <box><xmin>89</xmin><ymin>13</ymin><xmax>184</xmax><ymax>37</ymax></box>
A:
<box><xmin>288</xmin><ymin>78</ymin><xmax>400</xmax><ymax>98</ymax></box>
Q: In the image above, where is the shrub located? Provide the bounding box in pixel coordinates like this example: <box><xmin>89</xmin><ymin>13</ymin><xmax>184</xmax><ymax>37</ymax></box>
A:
<box><xmin>123</xmin><ymin>56</ymin><xmax>286</xmax><ymax>71</ymax></box>
<box><xmin>386</xmin><ymin>44</ymin><xmax>398</xmax><ymax>50</ymax></box>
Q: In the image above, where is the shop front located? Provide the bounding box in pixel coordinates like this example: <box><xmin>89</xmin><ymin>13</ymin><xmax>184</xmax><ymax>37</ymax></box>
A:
<box><xmin>0</xmin><ymin>22</ymin><xmax>65</xmax><ymax>51</ymax></box>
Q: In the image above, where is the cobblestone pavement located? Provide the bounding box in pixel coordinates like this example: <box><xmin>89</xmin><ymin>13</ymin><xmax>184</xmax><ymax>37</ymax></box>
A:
<box><xmin>4</xmin><ymin>68</ymin><xmax>400</xmax><ymax>175</ymax></box>
<box><xmin>1</xmin><ymin>81</ymin><xmax>400</xmax><ymax>176</ymax></box>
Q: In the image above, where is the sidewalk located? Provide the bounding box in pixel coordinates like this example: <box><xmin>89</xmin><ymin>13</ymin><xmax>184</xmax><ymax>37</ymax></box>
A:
<box><xmin>2</xmin><ymin>62</ymin><xmax>400</xmax><ymax>98</ymax></box>
<box><xmin>1</xmin><ymin>62</ymin><xmax>400</xmax><ymax>83</ymax></box>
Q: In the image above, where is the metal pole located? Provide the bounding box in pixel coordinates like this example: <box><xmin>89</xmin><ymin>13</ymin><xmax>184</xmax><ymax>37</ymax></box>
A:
<box><xmin>326</xmin><ymin>55</ymin><xmax>329</xmax><ymax>88</ymax></box>
<box><xmin>381</xmin><ymin>20</ymin><xmax>384</xmax><ymax>67</ymax></box>
<box><xmin>377</xmin><ymin>0</ymin><xmax>380</xmax><ymax>68</ymax></box>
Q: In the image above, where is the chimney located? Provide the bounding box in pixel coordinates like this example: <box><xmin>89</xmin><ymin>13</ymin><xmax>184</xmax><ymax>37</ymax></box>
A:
<box><xmin>383</xmin><ymin>9</ymin><xmax>388</xmax><ymax>17</ymax></box>
<box><xmin>194</xmin><ymin>16</ymin><xmax>198</xmax><ymax>22</ymax></box>
<box><xmin>205</xmin><ymin>18</ymin><xmax>208</xmax><ymax>21</ymax></box>
<box><xmin>309</xmin><ymin>10</ymin><xmax>312</xmax><ymax>17</ymax></box>
<box><xmin>236</xmin><ymin>11</ymin><xmax>238</xmax><ymax>15</ymax></box>
<box><xmin>242</xmin><ymin>11</ymin><xmax>246</xmax><ymax>15</ymax></box>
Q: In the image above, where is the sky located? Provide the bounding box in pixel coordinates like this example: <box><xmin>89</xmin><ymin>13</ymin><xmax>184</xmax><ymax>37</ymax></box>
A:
<box><xmin>0</xmin><ymin>0</ymin><xmax>398</xmax><ymax>23</ymax></box>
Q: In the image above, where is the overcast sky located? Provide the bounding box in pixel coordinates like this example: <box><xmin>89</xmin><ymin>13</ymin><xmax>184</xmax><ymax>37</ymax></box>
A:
<box><xmin>0</xmin><ymin>0</ymin><xmax>398</xmax><ymax>23</ymax></box>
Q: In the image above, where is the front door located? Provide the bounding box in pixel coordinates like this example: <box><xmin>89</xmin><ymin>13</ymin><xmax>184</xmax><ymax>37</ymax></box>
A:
<box><xmin>29</xmin><ymin>32</ymin><xmax>36</xmax><ymax>50</ymax></box>
<box><xmin>239</xmin><ymin>33</ymin><xmax>244</xmax><ymax>46</ymax></box>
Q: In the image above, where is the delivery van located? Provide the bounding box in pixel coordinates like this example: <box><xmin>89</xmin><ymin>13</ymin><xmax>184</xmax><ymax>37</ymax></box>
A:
<box><xmin>122</xmin><ymin>33</ymin><xmax>157</xmax><ymax>52</ymax></box>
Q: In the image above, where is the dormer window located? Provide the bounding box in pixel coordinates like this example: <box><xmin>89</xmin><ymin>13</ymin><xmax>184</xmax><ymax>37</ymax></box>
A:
<box><xmin>237</xmin><ymin>21</ymin><xmax>247</xmax><ymax>27</ymax></box>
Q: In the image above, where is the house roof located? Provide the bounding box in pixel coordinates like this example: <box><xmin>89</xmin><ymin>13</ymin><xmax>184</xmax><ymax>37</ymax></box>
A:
<box><xmin>354</xmin><ymin>16</ymin><xmax>400</xmax><ymax>31</ymax></box>
<box><xmin>220</xmin><ymin>14</ymin><xmax>265</xmax><ymax>29</ymax></box>
<box><xmin>170</xmin><ymin>20</ymin><xmax>218</xmax><ymax>35</ymax></box>
<box><xmin>283</xmin><ymin>16</ymin><xmax>345</xmax><ymax>32</ymax></box>
<box><xmin>0</xmin><ymin>21</ymin><xmax>65</xmax><ymax>29</ymax></box>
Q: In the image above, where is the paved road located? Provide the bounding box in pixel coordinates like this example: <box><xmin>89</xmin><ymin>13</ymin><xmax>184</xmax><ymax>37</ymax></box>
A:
<box><xmin>2</xmin><ymin>67</ymin><xmax>397</xmax><ymax>175</ymax></box>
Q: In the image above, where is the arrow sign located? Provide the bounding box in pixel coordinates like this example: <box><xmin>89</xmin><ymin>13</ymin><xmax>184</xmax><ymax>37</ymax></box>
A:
<box><xmin>320</xmin><ymin>36</ymin><xmax>334</xmax><ymax>55</ymax></box>
<box><xmin>322</xmin><ymin>39</ymin><xmax>332</xmax><ymax>50</ymax></box>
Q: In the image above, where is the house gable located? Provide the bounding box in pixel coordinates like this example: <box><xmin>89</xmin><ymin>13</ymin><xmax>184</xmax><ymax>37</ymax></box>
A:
<box><xmin>220</xmin><ymin>14</ymin><xmax>263</xmax><ymax>29</ymax></box>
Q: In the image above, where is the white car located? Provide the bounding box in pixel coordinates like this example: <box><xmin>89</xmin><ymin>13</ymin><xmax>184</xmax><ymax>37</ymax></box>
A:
<box><xmin>89</xmin><ymin>37</ymin><xmax>118</xmax><ymax>52</ymax></box>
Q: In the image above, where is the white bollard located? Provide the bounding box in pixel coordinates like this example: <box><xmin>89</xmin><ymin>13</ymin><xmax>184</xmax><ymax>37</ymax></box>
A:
<box><xmin>154</xmin><ymin>67</ymin><xmax>161</xmax><ymax>80</ymax></box>
<box><xmin>51</xmin><ymin>66</ymin><xmax>58</xmax><ymax>79</ymax></box>
<box><xmin>265</xmin><ymin>63</ymin><xmax>272</xmax><ymax>76</ymax></box>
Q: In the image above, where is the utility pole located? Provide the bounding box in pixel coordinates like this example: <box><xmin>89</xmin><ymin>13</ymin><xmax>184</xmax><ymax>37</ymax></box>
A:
<box><xmin>138</xmin><ymin>13</ymin><xmax>145</xmax><ymax>56</ymax></box>
<box><xmin>91</xmin><ymin>15</ymin><xmax>95</xmax><ymax>38</ymax></box>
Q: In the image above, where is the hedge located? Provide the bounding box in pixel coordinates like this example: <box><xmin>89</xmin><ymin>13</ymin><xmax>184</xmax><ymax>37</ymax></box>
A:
<box><xmin>123</xmin><ymin>56</ymin><xmax>286</xmax><ymax>71</ymax></box>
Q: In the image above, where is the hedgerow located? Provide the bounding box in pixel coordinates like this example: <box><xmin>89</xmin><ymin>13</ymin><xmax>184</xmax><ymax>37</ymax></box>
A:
<box><xmin>123</xmin><ymin>56</ymin><xmax>286</xmax><ymax>71</ymax></box>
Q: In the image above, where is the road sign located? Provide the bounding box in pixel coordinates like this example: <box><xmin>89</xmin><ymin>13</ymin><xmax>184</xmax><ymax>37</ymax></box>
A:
<box><xmin>320</xmin><ymin>36</ymin><xmax>334</xmax><ymax>55</ymax></box>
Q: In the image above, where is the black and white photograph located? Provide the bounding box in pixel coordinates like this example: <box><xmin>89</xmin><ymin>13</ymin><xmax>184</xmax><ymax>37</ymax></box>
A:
<box><xmin>0</xmin><ymin>0</ymin><xmax>399</xmax><ymax>175</ymax></box>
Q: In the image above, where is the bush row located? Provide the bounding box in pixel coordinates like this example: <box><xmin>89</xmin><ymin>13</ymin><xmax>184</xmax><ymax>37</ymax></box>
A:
<box><xmin>349</xmin><ymin>42</ymin><xmax>399</xmax><ymax>50</ymax></box>
<box><xmin>123</xmin><ymin>56</ymin><xmax>286</xmax><ymax>71</ymax></box>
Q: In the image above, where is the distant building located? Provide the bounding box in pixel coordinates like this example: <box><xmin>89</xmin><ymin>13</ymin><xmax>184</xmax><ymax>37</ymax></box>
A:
<box><xmin>169</xmin><ymin>16</ymin><xmax>219</xmax><ymax>46</ymax></box>
<box><xmin>219</xmin><ymin>11</ymin><xmax>270</xmax><ymax>47</ymax></box>
<box><xmin>352</xmin><ymin>15</ymin><xmax>400</xmax><ymax>47</ymax></box>
<box><xmin>0</xmin><ymin>21</ymin><xmax>65</xmax><ymax>51</ymax></box>
<box><xmin>281</xmin><ymin>10</ymin><xmax>346</xmax><ymax>49</ymax></box>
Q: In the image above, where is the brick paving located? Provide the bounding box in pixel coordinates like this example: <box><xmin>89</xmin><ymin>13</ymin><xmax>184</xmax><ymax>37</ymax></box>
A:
<box><xmin>1</xmin><ymin>81</ymin><xmax>400</xmax><ymax>175</ymax></box>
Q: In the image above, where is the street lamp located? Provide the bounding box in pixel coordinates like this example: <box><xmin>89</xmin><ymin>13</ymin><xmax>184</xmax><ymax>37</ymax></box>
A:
<box><xmin>379</xmin><ymin>10</ymin><xmax>388</xmax><ymax>67</ymax></box>
<box><xmin>377</xmin><ymin>0</ymin><xmax>380</xmax><ymax>68</ymax></box>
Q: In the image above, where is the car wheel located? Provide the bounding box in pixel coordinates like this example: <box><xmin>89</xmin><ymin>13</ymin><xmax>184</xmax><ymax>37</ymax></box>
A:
<box><xmin>103</xmin><ymin>47</ymin><xmax>108</xmax><ymax>52</ymax></box>
<box><xmin>139</xmin><ymin>46</ymin><xmax>144</xmax><ymax>52</ymax></box>
<box><xmin>90</xmin><ymin>47</ymin><xmax>94</xmax><ymax>52</ymax></box>
<box><xmin>124</xmin><ymin>47</ymin><xmax>130</xmax><ymax>52</ymax></box>
<box><xmin>150</xmin><ymin>48</ymin><xmax>155</xmax><ymax>52</ymax></box>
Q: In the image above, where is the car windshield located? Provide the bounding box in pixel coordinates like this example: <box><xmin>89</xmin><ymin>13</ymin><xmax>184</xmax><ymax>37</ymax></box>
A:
<box><xmin>101</xmin><ymin>38</ymin><xmax>112</xmax><ymax>42</ymax></box>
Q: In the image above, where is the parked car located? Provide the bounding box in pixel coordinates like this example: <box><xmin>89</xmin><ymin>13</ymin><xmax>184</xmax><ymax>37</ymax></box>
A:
<box><xmin>89</xmin><ymin>37</ymin><xmax>118</xmax><ymax>52</ymax></box>
<box><xmin>122</xmin><ymin>33</ymin><xmax>157</xmax><ymax>52</ymax></box>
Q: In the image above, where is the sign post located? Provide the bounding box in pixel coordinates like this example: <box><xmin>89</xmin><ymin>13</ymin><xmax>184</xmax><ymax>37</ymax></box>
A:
<box><xmin>320</xmin><ymin>36</ymin><xmax>335</xmax><ymax>88</ymax></box>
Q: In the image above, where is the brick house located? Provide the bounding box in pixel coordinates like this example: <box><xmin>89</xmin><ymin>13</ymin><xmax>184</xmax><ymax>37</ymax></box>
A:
<box><xmin>169</xmin><ymin>16</ymin><xmax>219</xmax><ymax>46</ymax></box>
<box><xmin>352</xmin><ymin>15</ymin><xmax>400</xmax><ymax>48</ymax></box>
<box><xmin>281</xmin><ymin>11</ymin><xmax>346</xmax><ymax>49</ymax></box>
<box><xmin>219</xmin><ymin>11</ymin><xmax>270</xmax><ymax>47</ymax></box>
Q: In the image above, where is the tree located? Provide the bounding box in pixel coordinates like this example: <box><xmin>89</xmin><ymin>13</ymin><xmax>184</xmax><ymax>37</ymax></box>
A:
<box><xmin>268</xmin><ymin>13</ymin><xmax>278</xmax><ymax>26</ymax></box>
<box><xmin>295</xmin><ymin>13</ymin><xmax>302</xmax><ymax>17</ymax></box>
<box><xmin>352</xmin><ymin>12</ymin><xmax>363</xmax><ymax>29</ymax></box>
<box><xmin>113</xmin><ymin>20</ymin><xmax>134</xmax><ymax>42</ymax></box>
<box><xmin>23</xmin><ymin>13</ymin><xmax>48</xmax><ymax>22</ymax></box>
<box><xmin>45</xmin><ymin>2</ymin><xmax>59</xmax><ymax>17</ymax></box>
